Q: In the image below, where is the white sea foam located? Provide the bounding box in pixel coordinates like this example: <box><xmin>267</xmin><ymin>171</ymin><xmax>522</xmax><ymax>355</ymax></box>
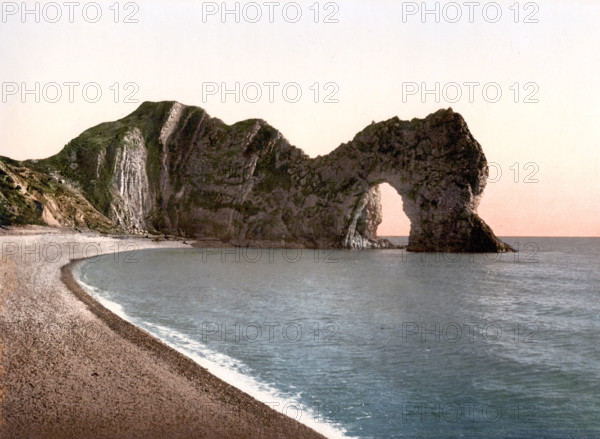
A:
<box><xmin>73</xmin><ymin>265</ymin><xmax>357</xmax><ymax>439</ymax></box>
<box><xmin>139</xmin><ymin>321</ymin><xmax>357</xmax><ymax>439</ymax></box>
<box><xmin>74</xmin><ymin>267</ymin><xmax>130</xmax><ymax>320</ymax></box>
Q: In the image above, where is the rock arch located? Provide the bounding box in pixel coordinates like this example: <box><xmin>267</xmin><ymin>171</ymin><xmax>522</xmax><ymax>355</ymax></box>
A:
<box><xmin>305</xmin><ymin>108</ymin><xmax>512</xmax><ymax>252</ymax></box>
<box><xmin>10</xmin><ymin>101</ymin><xmax>511</xmax><ymax>253</ymax></box>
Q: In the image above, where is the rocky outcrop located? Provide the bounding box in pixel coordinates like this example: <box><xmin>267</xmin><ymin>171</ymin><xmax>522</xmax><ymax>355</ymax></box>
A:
<box><xmin>343</xmin><ymin>186</ymin><xmax>393</xmax><ymax>249</ymax></box>
<box><xmin>110</xmin><ymin>128</ymin><xmax>153</xmax><ymax>232</ymax></box>
<box><xmin>0</xmin><ymin>101</ymin><xmax>512</xmax><ymax>252</ymax></box>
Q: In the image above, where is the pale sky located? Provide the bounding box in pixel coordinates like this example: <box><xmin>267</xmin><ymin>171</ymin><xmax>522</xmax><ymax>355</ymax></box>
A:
<box><xmin>1</xmin><ymin>1</ymin><xmax>598</xmax><ymax>236</ymax></box>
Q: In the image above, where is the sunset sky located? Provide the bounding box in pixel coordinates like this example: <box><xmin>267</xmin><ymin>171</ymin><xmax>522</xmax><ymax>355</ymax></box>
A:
<box><xmin>1</xmin><ymin>1</ymin><xmax>598</xmax><ymax>236</ymax></box>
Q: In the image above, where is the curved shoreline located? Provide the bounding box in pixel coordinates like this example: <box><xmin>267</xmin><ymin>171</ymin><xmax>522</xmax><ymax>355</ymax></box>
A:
<box><xmin>0</xmin><ymin>230</ymin><xmax>327</xmax><ymax>439</ymax></box>
<box><xmin>62</xmin><ymin>258</ymin><xmax>328</xmax><ymax>439</ymax></box>
<box><xmin>62</xmin><ymin>259</ymin><xmax>219</xmax><ymax>387</ymax></box>
<box><xmin>68</xmin><ymin>257</ymin><xmax>353</xmax><ymax>439</ymax></box>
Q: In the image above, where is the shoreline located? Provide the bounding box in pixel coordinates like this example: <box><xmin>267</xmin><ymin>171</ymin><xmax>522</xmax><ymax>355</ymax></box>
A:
<box><xmin>69</xmin><ymin>259</ymin><xmax>353</xmax><ymax>439</ymax></box>
<box><xmin>0</xmin><ymin>228</ymin><xmax>327</xmax><ymax>438</ymax></box>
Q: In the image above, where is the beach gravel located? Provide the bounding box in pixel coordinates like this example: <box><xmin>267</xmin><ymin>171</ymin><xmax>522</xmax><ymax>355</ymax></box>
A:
<box><xmin>0</xmin><ymin>227</ymin><xmax>327</xmax><ymax>439</ymax></box>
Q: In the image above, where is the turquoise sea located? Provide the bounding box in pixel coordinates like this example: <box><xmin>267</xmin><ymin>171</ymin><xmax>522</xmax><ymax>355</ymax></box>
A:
<box><xmin>75</xmin><ymin>237</ymin><xmax>600</xmax><ymax>438</ymax></box>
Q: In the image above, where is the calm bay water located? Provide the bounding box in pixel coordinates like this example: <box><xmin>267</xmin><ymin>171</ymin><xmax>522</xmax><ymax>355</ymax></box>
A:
<box><xmin>75</xmin><ymin>237</ymin><xmax>600</xmax><ymax>438</ymax></box>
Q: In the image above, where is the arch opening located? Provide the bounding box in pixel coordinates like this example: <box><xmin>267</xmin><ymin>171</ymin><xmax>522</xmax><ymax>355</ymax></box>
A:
<box><xmin>376</xmin><ymin>182</ymin><xmax>411</xmax><ymax>240</ymax></box>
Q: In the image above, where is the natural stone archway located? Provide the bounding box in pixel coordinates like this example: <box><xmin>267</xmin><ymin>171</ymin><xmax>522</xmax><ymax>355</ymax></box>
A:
<box><xmin>303</xmin><ymin>108</ymin><xmax>512</xmax><ymax>252</ymax></box>
<box><xmin>0</xmin><ymin>101</ymin><xmax>512</xmax><ymax>252</ymax></box>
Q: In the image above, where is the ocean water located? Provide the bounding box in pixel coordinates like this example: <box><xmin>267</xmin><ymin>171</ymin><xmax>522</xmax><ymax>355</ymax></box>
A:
<box><xmin>74</xmin><ymin>237</ymin><xmax>600</xmax><ymax>439</ymax></box>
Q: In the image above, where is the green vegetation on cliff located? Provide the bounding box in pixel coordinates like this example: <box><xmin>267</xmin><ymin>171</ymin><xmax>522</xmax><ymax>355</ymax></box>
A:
<box><xmin>0</xmin><ymin>101</ymin><xmax>511</xmax><ymax>252</ymax></box>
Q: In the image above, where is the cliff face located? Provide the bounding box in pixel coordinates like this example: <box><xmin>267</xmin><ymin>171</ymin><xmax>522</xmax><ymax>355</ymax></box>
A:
<box><xmin>0</xmin><ymin>101</ymin><xmax>512</xmax><ymax>252</ymax></box>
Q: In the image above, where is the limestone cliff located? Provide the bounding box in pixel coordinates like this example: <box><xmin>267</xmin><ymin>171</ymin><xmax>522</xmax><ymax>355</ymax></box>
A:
<box><xmin>0</xmin><ymin>101</ymin><xmax>512</xmax><ymax>252</ymax></box>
